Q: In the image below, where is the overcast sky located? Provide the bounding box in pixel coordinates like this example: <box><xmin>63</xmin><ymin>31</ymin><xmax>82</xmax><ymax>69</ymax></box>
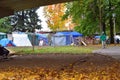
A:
<box><xmin>36</xmin><ymin>7</ymin><xmax>51</xmax><ymax>31</ymax></box>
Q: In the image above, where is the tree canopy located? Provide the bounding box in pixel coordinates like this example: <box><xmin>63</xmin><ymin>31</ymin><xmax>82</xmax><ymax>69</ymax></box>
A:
<box><xmin>44</xmin><ymin>3</ymin><xmax>74</xmax><ymax>31</ymax></box>
<box><xmin>63</xmin><ymin>0</ymin><xmax>120</xmax><ymax>43</ymax></box>
<box><xmin>9</xmin><ymin>8</ymin><xmax>42</xmax><ymax>32</ymax></box>
<box><xmin>0</xmin><ymin>17</ymin><xmax>12</xmax><ymax>33</ymax></box>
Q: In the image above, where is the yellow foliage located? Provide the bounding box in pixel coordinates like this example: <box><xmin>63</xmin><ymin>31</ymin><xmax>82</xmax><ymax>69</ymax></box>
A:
<box><xmin>44</xmin><ymin>3</ymin><xmax>74</xmax><ymax>31</ymax></box>
<box><xmin>0</xmin><ymin>61</ymin><xmax>120</xmax><ymax>80</ymax></box>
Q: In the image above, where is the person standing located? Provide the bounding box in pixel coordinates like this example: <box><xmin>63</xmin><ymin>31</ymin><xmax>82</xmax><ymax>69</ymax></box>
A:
<box><xmin>100</xmin><ymin>32</ymin><xmax>107</xmax><ymax>49</ymax></box>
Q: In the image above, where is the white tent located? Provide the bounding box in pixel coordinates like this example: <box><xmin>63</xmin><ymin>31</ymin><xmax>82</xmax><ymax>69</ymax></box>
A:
<box><xmin>12</xmin><ymin>33</ymin><xmax>32</xmax><ymax>46</ymax></box>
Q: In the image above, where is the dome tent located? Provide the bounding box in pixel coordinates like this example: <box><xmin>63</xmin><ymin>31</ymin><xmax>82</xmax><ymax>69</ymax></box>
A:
<box><xmin>0</xmin><ymin>38</ymin><xmax>16</xmax><ymax>47</ymax></box>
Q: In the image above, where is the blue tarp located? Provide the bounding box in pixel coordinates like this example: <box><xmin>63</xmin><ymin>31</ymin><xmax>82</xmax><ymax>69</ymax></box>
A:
<box><xmin>58</xmin><ymin>31</ymin><xmax>83</xmax><ymax>37</ymax></box>
<box><xmin>0</xmin><ymin>38</ymin><xmax>16</xmax><ymax>47</ymax></box>
<box><xmin>70</xmin><ymin>31</ymin><xmax>83</xmax><ymax>37</ymax></box>
<box><xmin>94</xmin><ymin>36</ymin><xmax>100</xmax><ymax>39</ymax></box>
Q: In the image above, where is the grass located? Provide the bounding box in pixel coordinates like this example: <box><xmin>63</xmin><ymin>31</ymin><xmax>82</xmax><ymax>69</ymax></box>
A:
<box><xmin>8</xmin><ymin>45</ymin><xmax>102</xmax><ymax>54</ymax></box>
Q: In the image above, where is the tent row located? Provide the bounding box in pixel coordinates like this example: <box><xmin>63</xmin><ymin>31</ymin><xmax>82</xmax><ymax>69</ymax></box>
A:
<box><xmin>0</xmin><ymin>32</ymin><xmax>49</xmax><ymax>47</ymax></box>
<box><xmin>0</xmin><ymin>31</ymin><xmax>83</xmax><ymax>47</ymax></box>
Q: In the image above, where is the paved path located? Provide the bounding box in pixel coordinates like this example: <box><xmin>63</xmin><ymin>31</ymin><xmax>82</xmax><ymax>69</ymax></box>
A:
<box><xmin>93</xmin><ymin>46</ymin><xmax>120</xmax><ymax>60</ymax></box>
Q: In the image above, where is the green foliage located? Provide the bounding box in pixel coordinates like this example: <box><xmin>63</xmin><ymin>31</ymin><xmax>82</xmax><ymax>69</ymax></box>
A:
<box><xmin>63</xmin><ymin>0</ymin><xmax>100</xmax><ymax>36</ymax></box>
<box><xmin>0</xmin><ymin>17</ymin><xmax>12</xmax><ymax>33</ymax></box>
<box><xmin>64</xmin><ymin>0</ymin><xmax>120</xmax><ymax>36</ymax></box>
<box><xmin>114</xmin><ymin>1</ymin><xmax>120</xmax><ymax>32</ymax></box>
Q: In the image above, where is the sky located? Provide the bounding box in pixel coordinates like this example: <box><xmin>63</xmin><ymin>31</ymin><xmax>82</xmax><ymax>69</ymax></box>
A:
<box><xmin>36</xmin><ymin>7</ymin><xmax>51</xmax><ymax>32</ymax></box>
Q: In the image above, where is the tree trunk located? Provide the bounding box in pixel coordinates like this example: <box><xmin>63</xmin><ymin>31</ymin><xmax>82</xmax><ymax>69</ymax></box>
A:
<box><xmin>109</xmin><ymin>0</ymin><xmax>114</xmax><ymax>44</ymax></box>
<box><xmin>102</xmin><ymin>20</ymin><xmax>106</xmax><ymax>34</ymax></box>
<box><xmin>109</xmin><ymin>16</ymin><xmax>114</xmax><ymax>43</ymax></box>
<box><xmin>99</xmin><ymin>0</ymin><xmax>102</xmax><ymax>32</ymax></box>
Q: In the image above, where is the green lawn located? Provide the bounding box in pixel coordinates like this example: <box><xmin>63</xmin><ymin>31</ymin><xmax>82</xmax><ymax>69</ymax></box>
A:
<box><xmin>8</xmin><ymin>45</ymin><xmax>101</xmax><ymax>54</ymax></box>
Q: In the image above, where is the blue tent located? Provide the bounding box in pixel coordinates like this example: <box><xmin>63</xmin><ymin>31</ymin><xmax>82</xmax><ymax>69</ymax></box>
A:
<box><xmin>57</xmin><ymin>32</ymin><xmax>72</xmax><ymax>45</ymax></box>
<box><xmin>58</xmin><ymin>31</ymin><xmax>83</xmax><ymax>44</ymax></box>
<box><xmin>0</xmin><ymin>38</ymin><xmax>16</xmax><ymax>47</ymax></box>
<box><xmin>52</xmin><ymin>31</ymin><xmax>83</xmax><ymax>46</ymax></box>
<box><xmin>36</xmin><ymin>33</ymin><xmax>48</xmax><ymax>46</ymax></box>
<box><xmin>52</xmin><ymin>32</ymin><xmax>66</xmax><ymax>46</ymax></box>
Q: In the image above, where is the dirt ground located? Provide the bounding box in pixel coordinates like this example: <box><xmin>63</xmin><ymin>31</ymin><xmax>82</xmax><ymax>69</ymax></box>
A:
<box><xmin>0</xmin><ymin>53</ymin><xmax>120</xmax><ymax>79</ymax></box>
<box><xmin>0</xmin><ymin>53</ymin><xmax>119</xmax><ymax>71</ymax></box>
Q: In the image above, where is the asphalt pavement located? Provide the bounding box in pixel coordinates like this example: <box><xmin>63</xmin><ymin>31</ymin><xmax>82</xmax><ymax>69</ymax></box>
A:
<box><xmin>93</xmin><ymin>45</ymin><xmax>120</xmax><ymax>60</ymax></box>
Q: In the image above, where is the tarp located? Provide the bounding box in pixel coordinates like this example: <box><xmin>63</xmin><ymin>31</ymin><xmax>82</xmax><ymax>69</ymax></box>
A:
<box><xmin>94</xmin><ymin>36</ymin><xmax>100</xmax><ymax>39</ymax></box>
<box><xmin>0</xmin><ymin>32</ymin><xmax>6</xmax><ymax>35</ymax></box>
<box><xmin>70</xmin><ymin>31</ymin><xmax>83</xmax><ymax>37</ymax></box>
<box><xmin>0</xmin><ymin>38</ymin><xmax>16</xmax><ymax>47</ymax></box>
<box><xmin>12</xmin><ymin>33</ymin><xmax>32</xmax><ymax>46</ymax></box>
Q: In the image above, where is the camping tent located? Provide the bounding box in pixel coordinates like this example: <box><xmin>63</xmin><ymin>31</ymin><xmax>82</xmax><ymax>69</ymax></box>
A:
<box><xmin>36</xmin><ymin>33</ymin><xmax>48</xmax><ymax>46</ymax></box>
<box><xmin>0</xmin><ymin>38</ymin><xmax>16</xmax><ymax>47</ymax></box>
<box><xmin>52</xmin><ymin>31</ymin><xmax>83</xmax><ymax>46</ymax></box>
<box><xmin>12</xmin><ymin>33</ymin><xmax>32</xmax><ymax>46</ymax></box>
<box><xmin>28</xmin><ymin>33</ymin><xmax>39</xmax><ymax>46</ymax></box>
<box><xmin>52</xmin><ymin>32</ymin><xmax>66</xmax><ymax>46</ymax></box>
<box><xmin>28</xmin><ymin>33</ymin><xmax>48</xmax><ymax>46</ymax></box>
<box><xmin>0</xmin><ymin>32</ymin><xmax>7</xmax><ymax>40</ymax></box>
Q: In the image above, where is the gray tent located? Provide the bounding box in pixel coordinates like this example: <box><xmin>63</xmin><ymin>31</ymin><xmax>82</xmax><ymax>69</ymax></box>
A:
<box><xmin>0</xmin><ymin>32</ymin><xmax>7</xmax><ymax>40</ymax></box>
